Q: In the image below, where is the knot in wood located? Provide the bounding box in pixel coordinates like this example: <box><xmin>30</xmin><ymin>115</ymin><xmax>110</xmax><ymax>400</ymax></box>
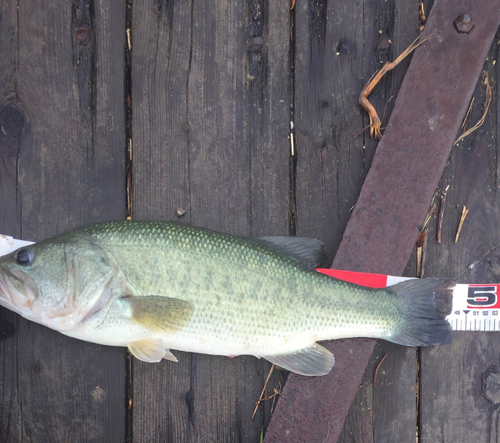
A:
<box><xmin>0</xmin><ymin>102</ymin><xmax>27</xmax><ymax>140</ymax></box>
<box><xmin>0</xmin><ymin>319</ymin><xmax>14</xmax><ymax>340</ymax></box>
<box><xmin>75</xmin><ymin>27</ymin><xmax>91</xmax><ymax>42</ymax></box>
<box><xmin>249</xmin><ymin>36</ymin><xmax>264</xmax><ymax>53</ymax></box>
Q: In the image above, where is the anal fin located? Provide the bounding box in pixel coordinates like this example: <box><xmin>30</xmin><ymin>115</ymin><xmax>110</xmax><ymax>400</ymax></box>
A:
<box><xmin>264</xmin><ymin>343</ymin><xmax>335</xmax><ymax>376</ymax></box>
<box><xmin>163</xmin><ymin>349</ymin><xmax>178</xmax><ymax>362</ymax></box>
<box><xmin>128</xmin><ymin>338</ymin><xmax>178</xmax><ymax>364</ymax></box>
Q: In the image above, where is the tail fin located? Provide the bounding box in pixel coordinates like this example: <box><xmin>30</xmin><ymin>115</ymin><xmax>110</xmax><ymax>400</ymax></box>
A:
<box><xmin>389</xmin><ymin>277</ymin><xmax>455</xmax><ymax>346</ymax></box>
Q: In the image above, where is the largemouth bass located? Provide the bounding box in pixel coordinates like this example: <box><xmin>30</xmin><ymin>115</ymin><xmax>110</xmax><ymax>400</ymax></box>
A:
<box><xmin>0</xmin><ymin>221</ymin><xmax>453</xmax><ymax>376</ymax></box>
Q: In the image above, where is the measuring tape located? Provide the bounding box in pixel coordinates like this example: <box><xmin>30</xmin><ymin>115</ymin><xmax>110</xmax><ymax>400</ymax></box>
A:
<box><xmin>0</xmin><ymin>235</ymin><xmax>495</xmax><ymax>332</ymax></box>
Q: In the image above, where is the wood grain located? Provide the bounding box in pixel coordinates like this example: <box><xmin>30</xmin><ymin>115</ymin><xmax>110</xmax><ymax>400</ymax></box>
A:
<box><xmin>338</xmin><ymin>1</ymin><xmax>426</xmax><ymax>441</ymax></box>
<box><xmin>0</xmin><ymin>0</ymin><xmax>498</xmax><ymax>441</ymax></box>
<box><xmin>291</xmin><ymin>1</ymin><xmax>422</xmax><ymax>442</ymax></box>
<box><xmin>293</xmin><ymin>0</ymin><xmax>365</xmax><ymax>259</ymax></box>
<box><xmin>0</xmin><ymin>0</ymin><xmax>126</xmax><ymax>441</ymax></box>
<box><xmin>419</xmin><ymin>45</ymin><xmax>500</xmax><ymax>441</ymax></box>
<box><xmin>131</xmin><ymin>0</ymin><xmax>290</xmax><ymax>441</ymax></box>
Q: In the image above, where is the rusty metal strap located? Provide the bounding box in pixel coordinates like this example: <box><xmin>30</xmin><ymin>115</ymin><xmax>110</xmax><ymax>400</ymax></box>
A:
<box><xmin>265</xmin><ymin>0</ymin><xmax>500</xmax><ymax>441</ymax></box>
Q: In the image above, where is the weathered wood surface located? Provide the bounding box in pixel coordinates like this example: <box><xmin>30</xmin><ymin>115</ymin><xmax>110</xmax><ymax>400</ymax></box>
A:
<box><xmin>339</xmin><ymin>24</ymin><xmax>500</xmax><ymax>443</ymax></box>
<box><xmin>417</xmin><ymin>42</ymin><xmax>500</xmax><ymax>441</ymax></box>
<box><xmin>131</xmin><ymin>0</ymin><xmax>290</xmax><ymax>442</ymax></box>
<box><xmin>293</xmin><ymin>1</ymin><xmax>422</xmax><ymax>441</ymax></box>
<box><xmin>0</xmin><ymin>0</ymin><xmax>127</xmax><ymax>442</ymax></box>
<box><xmin>0</xmin><ymin>0</ymin><xmax>499</xmax><ymax>442</ymax></box>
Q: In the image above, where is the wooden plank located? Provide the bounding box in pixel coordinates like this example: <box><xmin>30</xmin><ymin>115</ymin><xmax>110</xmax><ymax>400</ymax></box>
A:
<box><xmin>0</xmin><ymin>4</ymin><xmax>24</xmax><ymax>440</ymax></box>
<box><xmin>267</xmin><ymin>0</ymin><xmax>500</xmax><ymax>441</ymax></box>
<box><xmin>419</xmin><ymin>45</ymin><xmax>500</xmax><ymax>440</ymax></box>
<box><xmin>277</xmin><ymin>1</ymin><xmax>420</xmax><ymax>442</ymax></box>
<box><xmin>267</xmin><ymin>0</ymin><xmax>394</xmax><ymax>440</ymax></box>
<box><xmin>0</xmin><ymin>0</ymin><xmax>21</xmax><ymax>236</ymax></box>
<box><xmin>293</xmin><ymin>0</ymin><xmax>365</xmax><ymax>259</ymax></box>
<box><xmin>0</xmin><ymin>0</ymin><xmax>126</xmax><ymax>441</ymax></box>
<box><xmin>131</xmin><ymin>0</ymin><xmax>290</xmax><ymax>441</ymax></box>
<box><xmin>339</xmin><ymin>2</ymin><xmax>424</xmax><ymax>441</ymax></box>
<box><xmin>339</xmin><ymin>342</ymin><xmax>417</xmax><ymax>443</ymax></box>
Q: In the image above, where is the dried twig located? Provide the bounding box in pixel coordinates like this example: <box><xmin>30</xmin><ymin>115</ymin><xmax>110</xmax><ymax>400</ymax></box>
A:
<box><xmin>416</xmin><ymin>230</ymin><xmax>427</xmax><ymax>277</ymax></box>
<box><xmin>359</xmin><ymin>36</ymin><xmax>431</xmax><ymax>140</ymax></box>
<box><xmin>437</xmin><ymin>185</ymin><xmax>449</xmax><ymax>244</ymax></box>
<box><xmin>455</xmin><ymin>206</ymin><xmax>469</xmax><ymax>243</ymax></box>
<box><xmin>374</xmin><ymin>354</ymin><xmax>387</xmax><ymax>387</ymax></box>
<box><xmin>461</xmin><ymin>97</ymin><xmax>475</xmax><ymax>131</ymax></box>
<box><xmin>352</xmin><ymin>124</ymin><xmax>372</xmax><ymax>140</ymax></box>
<box><xmin>252</xmin><ymin>364</ymin><xmax>275</xmax><ymax>420</ymax></box>
<box><xmin>418</xmin><ymin>2</ymin><xmax>426</xmax><ymax>33</ymax></box>
<box><xmin>262</xmin><ymin>386</ymin><xmax>282</xmax><ymax>402</ymax></box>
<box><xmin>270</xmin><ymin>380</ymin><xmax>282</xmax><ymax>414</ymax></box>
<box><xmin>454</xmin><ymin>71</ymin><xmax>492</xmax><ymax>145</ymax></box>
<box><xmin>416</xmin><ymin>197</ymin><xmax>437</xmax><ymax>277</ymax></box>
<box><xmin>419</xmin><ymin>2</ymin><xmax>426</xmax><ymax>23</ymax></box>
<box><xmin>422</xmin><ymin>200</ymin><xmax>437</xmax><ymax>231</ymax></box>
<box><xmin>126</xmin><ymin>171</ymin><xmax>133</xmax><ymax>220</ymax></box>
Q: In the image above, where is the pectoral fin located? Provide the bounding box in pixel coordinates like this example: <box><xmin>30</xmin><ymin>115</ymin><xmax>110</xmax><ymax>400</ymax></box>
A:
<box><xmin>120</xmin><ymin>295</ymin><xmax>194</xmax><ymax>333</ymax></box>
<box><xmin>128</xmin><ymin>338</ymin><xmax>178</xmax><ymax>363</ymax></box>
<box><xmin>264</xmin><ymin>343</ymin><xmax>335</xmax><ymax>376</ymax></box>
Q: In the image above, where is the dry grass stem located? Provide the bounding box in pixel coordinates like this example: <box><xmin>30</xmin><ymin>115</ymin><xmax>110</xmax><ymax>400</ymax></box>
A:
<box><xmin>455</xmin><ymin>206</ymin><xmax>469</xmax><ymax>243</ymax></box>
<box><xmin>252</xmin><ymin>364</ymin><xmax>275</xmax><ymax>420</ymax></box>
<box><xmin>418</xmin><ymin>2</ymin><xmax>426</xmax><ymax>33</ymax></box>
<box><xmin>437</xmin><ymin>185</ymin><xmax>449</xmax><ymax>244</ymax></box>
<box><xmin>270</xmin><ymin>380</ymin><xmax>283</xmax><ymax>414</ymax></box>
<box><xmin>359</xmin><ymin>36</ymin><xmax>431</xmax><ymax>139</ymax></box>
<box><xmin>374</xmin><ymin>354</ymin><xmax>388</xmax><ymax>387</ymax></box>
<box><xmin>126</xmin><ymin>28</ymin><xmax>131</xmax><ymax>50</ymax></box>
<box><xmin>416</xmin><ymin>230</ymin><xmax>427</xmax><ymax>277</ymax></box>
<box><xmin>352</xmin><ymin>124</ymin><xmax>372</xmax><ymax>140</ymax></box>
<box><xmin>419</xmin><ymin>2</ymin><xmax>426</xmax><ymax>23</ymax></box>
<box><xmin>126</xmin><ymin>171</ymin><xmax>133</xmax><ymax>220</ymax></box>
<box><xmin>422</xmin><ymin>201</ymin><xmax>437</xmax><ymax>231</ymax></box>
<box><xmin>454</xmin><ymin>71</ymin><xmax>492</xmax><ymax>145</ymax></box>
<box><xmin>461</xmin><ymin>97</ymin><xmax>475</xmax><ymax>131</ymax></box>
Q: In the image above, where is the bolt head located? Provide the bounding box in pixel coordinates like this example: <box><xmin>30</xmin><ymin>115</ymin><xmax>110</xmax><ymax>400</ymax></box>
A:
<box><xmin>454</xmin><ymin>13</ymin><xmax>475</xmax><ymax>34</ymax></box>
<box><xmin>483</xmin><ymin>368</ymin><xmax>500</xmax><ymax>404</ymax></box>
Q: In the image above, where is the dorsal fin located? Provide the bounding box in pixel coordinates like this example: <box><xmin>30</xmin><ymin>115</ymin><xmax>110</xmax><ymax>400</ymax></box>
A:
<box><xmin>257</xmin><ymin>236</ymin><xmax>327</xmax><ymax>269</ymax></box>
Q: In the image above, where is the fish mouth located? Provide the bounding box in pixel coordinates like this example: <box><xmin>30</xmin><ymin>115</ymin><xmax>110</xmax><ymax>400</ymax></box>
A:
<box><xmin>0</xmin><ymin>265</ymin><xmax>13</xmax><ymax>307</ymax></box>
<box><xmin>0</xmin><ymin>265</ymin><xmax>39</xmax><ymax>318</ymax></box>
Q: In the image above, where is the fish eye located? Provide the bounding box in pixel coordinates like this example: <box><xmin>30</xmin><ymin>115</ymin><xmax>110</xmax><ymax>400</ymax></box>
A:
<box><xmin>15</xmin><ymin>248</ymin><xmax>34</xmax><ymax>266</ymax></box>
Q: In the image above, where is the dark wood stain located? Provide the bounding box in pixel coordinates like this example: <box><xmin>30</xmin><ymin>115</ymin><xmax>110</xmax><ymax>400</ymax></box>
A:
<box><xmin>131</xmin><ymin>1</ymin><xmax>289</xmax><ymax>441</ymax></box>
<box><xmin>0</xmin><ymin>0</ymin><xmax>499</xmax><ymax>441</ymax></box>
<box><xmin>0</xmin><ymin>0</ymin><xmax>126</xmax><ymax>441</ymax></box>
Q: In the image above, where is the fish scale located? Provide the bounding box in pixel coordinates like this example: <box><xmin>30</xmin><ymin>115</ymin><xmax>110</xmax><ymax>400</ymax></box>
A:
<box><xmin>0</xmin><ymin>221</ymin><xmax>454</xmax><ymax>376</ymax></box>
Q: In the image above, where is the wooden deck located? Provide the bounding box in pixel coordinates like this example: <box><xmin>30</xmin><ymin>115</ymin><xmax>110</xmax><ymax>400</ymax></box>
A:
<box><xmin>0</xmin><ymin>0</ymin><xmax>499</xmax><ymax>441</ymax></box>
